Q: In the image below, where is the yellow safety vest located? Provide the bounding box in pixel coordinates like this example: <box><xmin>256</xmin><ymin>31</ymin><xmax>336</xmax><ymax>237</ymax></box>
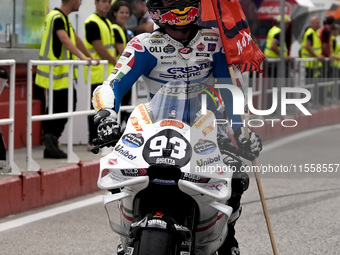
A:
<box><xmin>84</xmin><ymin>14</ymin><xmax>115</xmax><ymax>85</ymax></box>
<box><xmin>264</xmin><ymin>26</ymin><xmax>288</xmax><ymax>58</ymax></box>
<box><xmin>35</xmin><ymin>9</ymin><xmax>78</xmax><ymax>90</ymax></box>
<box><xmin>112</xmin><ymin>24</ymin><xmax>127</xmax><ymax>59</ymax></box>
<box><xmin>301</xmin><ymin>27</ymin><xmax>322</xmax><ymax>69</ymax></box>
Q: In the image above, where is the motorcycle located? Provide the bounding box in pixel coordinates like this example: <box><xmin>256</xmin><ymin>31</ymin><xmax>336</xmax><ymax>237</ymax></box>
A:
<box><xmin>92</xmin><ymin>81</ymin><xmax>255</xmax><ymax>255</ymax></box>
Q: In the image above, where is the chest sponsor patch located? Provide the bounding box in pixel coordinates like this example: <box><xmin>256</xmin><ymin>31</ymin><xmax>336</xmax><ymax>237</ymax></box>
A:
<box><xmin>197</xmin><ymin>42</ymin><xmax>205</xmax><ymax>51</ymax></box>
<box><xmin>178</xmin><ymin>47</ymin><xmax>193</xmax><ymax>54</ymax></box>
<box><xmin>196</xmin><ymin>53</ymin><xmax>210</xmax><ymax>57</ymax></box>
<box><xmin>163</xmin><ymin>44</ymin><xmax>176</xmax><ymax>54</ymax></box>
<box><xmin>208</xmin><ymin>43</ymin><xmax>216</xmax><ymax>51</ymax></box>
<box><xmin>149</xmin><ymin>38</ymin><xmax>165</xmax><ymax>44</ymax></box>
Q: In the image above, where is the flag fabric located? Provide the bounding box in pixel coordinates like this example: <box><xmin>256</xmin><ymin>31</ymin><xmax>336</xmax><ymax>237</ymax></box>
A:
<box><xmin>199</xmin><ymin>0</ymin><xmax>265</xmax><ymax>73</ymax></box>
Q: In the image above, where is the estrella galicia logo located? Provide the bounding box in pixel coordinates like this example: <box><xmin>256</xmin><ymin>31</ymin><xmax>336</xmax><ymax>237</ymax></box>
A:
<box><xmin>194</xmin><ymin>139</ymin><xmax>217</xmax><ymax>155</ymax></box>
<box><xmin>122</xmin><ymin>133</ymin><xmax>144</xmax><ymax>148</ymax></box>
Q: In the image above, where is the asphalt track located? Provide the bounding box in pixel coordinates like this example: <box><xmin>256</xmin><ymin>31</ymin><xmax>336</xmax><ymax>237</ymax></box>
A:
<box><xmin>0</xmin><ymin>124</ymin><xmax>339</xmax><ymax>255</ymax></box>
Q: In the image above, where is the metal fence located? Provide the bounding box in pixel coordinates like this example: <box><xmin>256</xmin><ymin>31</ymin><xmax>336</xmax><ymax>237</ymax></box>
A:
<box><xmin>26</xmin><ymin>60</ymin><xmax>109</xmax><ymax>171</ymax></box>
<box><xmin>0</xmin><ymin>59</ymin><xmax>20</xmax><ymax>175</ymax></box>
<box><xmin>249</xmin><ymin>58</ymin><xmax>340</xmax><ymax>117</ymax></box>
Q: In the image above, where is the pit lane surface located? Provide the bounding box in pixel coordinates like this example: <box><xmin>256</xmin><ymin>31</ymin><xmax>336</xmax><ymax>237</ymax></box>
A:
<box><xmin>1</xmin><ymin>125</ymin><xmax>339</xmax><ymax>255</ymax></box>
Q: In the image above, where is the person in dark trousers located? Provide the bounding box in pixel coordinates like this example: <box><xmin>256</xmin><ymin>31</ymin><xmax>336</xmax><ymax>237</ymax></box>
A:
<box><xmin>84</xmin><ymin>0</ymin><xmax>117</xmax><ymax>151</ymax></box>
<box><xmin>35</xmin><ymin>0</ymin><xmax>96</xmax><ymax>159</ymax></box>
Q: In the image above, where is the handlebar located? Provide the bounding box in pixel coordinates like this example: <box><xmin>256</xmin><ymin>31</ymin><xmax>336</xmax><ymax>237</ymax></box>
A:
<box><xmin>220</xmin><ymin>143</ymin><xmax>256</xmax><ymax>161</ymax></box>
<box><xmin>91</xmin><ymin>139</ymin><xmax>119</xmax><ymax>154</ymax></box>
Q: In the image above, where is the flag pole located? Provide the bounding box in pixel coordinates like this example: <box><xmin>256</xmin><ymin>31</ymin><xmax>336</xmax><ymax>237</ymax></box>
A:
<box><xmin>229</xmin><ymin>66</ymin><xmax>278</xmax><ymax>255</ymax></box>
<box><xmin>208</xmin><ymin>0</ymin><xmax>278</xmax><ymax>253</ymax></box>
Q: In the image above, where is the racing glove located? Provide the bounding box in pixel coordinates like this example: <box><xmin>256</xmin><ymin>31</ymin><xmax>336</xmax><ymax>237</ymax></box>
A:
<box><xmin>93</xmin><ymin>109</ymin><xmax>121</xmax><ymax>147</ymax></box>
<box><xmin>234</xmin><ymin>127</ymin><xmax>262</xmax><ymax>158</ymax></box>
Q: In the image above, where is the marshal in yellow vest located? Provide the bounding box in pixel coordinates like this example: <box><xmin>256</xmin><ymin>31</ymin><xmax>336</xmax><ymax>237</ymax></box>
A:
<box><xmin>301</xmin><ymin>27</ymin><xmax>322</xmax><ymax>69</ymax></box>
<box><xmin>35</xmin><ymin>10</ymin><xmax>78</xmax><ymax>90</ymax></box>
<box><xmin>264</xmin><ymin>26</ymin><xmax>288</xmax><ymax>58</ymax></box>
<box><xmin>84</xmin><ymin>14</ymin><xmax>115</xmax><ymax>85</ymax></box>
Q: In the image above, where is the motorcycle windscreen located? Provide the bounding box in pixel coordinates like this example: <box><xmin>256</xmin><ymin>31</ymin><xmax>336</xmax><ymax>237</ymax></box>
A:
<box><xmin>149</xmin><ymin>81</ymin><xmax>223</xmax><ymax>126</ymax></box>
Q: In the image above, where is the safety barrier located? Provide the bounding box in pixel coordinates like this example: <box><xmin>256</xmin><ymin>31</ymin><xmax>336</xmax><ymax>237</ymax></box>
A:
<box><xmin>26</xmin><ymin>60</ymin><xmax>109</xmax><ymax>171</ymax></box>
<box><xmin>251</xmin><ymin>58</ymin><xmax>340</xmax><ymax>115</ymax></box>
<box><xmin>0</xmin><ymin>59</ymin><xmax>20</xmax><ymax>175</ymax></box>
<box><xmin>293</xmin><ymin>58</ymin><xmax>340</xmax><ymax>108</ymax></box>
<box><xmin>26</xmin><ymin>59</ymin><xmax>140</xmax><ymax>171</ymax></box>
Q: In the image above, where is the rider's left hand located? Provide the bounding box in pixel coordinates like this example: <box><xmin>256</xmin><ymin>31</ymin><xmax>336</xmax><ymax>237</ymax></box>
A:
<box><xmin>234</xmin><ymin>127</ymin><xmax>262</xmax><ymax>158</ymax></box>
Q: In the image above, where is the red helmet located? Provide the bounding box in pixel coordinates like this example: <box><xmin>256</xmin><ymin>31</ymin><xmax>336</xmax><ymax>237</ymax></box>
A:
<box><xmin>146</xmin><ymin>0</ymin><xmax>200</xmax><ymax>30</ymax></box>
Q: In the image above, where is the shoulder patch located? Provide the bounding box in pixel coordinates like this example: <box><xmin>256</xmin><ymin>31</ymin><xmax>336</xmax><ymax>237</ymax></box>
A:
<box><xmin>126</xmin><ymin>37</ymin><xmax>145</xmax><ymax>52</ymax></box>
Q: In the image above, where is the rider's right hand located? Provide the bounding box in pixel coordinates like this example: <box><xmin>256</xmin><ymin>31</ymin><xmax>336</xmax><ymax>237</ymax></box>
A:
<box><xmin>93</xmin><ymin>109</ymin><xmax>121</xmax><ymax>147</ymax></box>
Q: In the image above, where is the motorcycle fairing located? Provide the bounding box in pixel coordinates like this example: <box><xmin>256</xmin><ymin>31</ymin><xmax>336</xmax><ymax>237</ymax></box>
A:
<box><xmin>98</xmin><ymin>104</ymin><xmax>235</xmax><ymax>253</ymax></box>
<box><xmin>98</xmin><ymin>104</ymin><xmax>231</xmax><ymax>192</ymax></box>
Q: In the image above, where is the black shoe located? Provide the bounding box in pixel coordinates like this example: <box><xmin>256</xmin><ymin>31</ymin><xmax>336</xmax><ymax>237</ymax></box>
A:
<box><xmin>43</xmin><ymin>133</ymin><xmax>58</xmax><ymax>145</ymax></box>
<box><xmin>218</xmin><ymin>223</ymin><xmax>240</xmax><ymax>255</ymax></box>
<box><xmin>43</xmin><ymin>134</ymin><xmax>67</xmax><ymax>159</ymax></box>
<box><xmin>43</xmin><ymin>133</ymin><xmax>59</xmax><ymax>150</ymax></box>
<box><xmin>43</xmin><ymin>148</ymin><xmax>67</xmax><ymax>159</ymax></box>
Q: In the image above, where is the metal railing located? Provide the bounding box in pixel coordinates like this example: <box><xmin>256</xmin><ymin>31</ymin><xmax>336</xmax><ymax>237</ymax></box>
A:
<box><xmin>26</xmin><ymin>60</ymin><xmax>109</xmax><ymax>171</ymax></box>
<box><xmin>26</xmin><ymin>59</ymin><xmax>140</xmax><ymax>172</ymax></box>
<box><xmin>0</xmin><ymin>59</ymin><xmax>20</xmax><ymax>175</ymax></box>
<box><xmin>250</xmin><ymin>58</ymin><xmax>340</xmax><ymax>116</ymax></box>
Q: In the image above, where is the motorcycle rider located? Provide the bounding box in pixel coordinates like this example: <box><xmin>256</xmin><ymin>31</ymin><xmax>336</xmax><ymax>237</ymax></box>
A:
<box><xmin>92</xmin><ymin>0</ymin><xmax>262</xmax><ymax>253</ymax></box>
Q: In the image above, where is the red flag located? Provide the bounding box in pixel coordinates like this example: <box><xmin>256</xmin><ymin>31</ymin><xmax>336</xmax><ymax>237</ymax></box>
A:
<box><xmin>200</xmin><ymin>0</ymin><xmax>265</xmax><ymax>73</ymax></box>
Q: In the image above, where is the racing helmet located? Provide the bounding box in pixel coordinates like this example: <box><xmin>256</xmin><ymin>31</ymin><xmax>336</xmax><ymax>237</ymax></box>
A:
<box><xmin>146</xmin><ymin>0</ymin><xmax>200</xmax><ymax>30</ymax></box>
